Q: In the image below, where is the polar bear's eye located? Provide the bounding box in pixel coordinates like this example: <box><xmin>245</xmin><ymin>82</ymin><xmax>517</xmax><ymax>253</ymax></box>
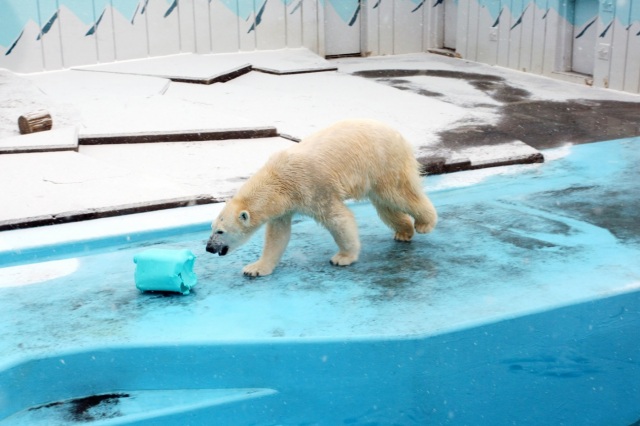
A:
<box><xmin>216</xmin><ymin>230</ymin><xmax>224</xmax><ymax>235</ymax></box>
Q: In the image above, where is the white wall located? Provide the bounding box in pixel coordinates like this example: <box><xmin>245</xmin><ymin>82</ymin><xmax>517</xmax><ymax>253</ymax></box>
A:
<box><xmin>0</xmin><ymin>0</ymin><xmax>324</xmax><ymax>73</ymax></box>
<box><xmin>452</xmin><ymin>0</ymin><xmax>640</xmax><ymax>93</ymax></box>
<box><xmin>363</xmin><ymin>0</ymin><xmax>438</xmax><ymax>57</ymax></box>
<box><xmin>1</xmin><ymin>0</ymin><xmax>639</xmax><ymax>94</ymax></box>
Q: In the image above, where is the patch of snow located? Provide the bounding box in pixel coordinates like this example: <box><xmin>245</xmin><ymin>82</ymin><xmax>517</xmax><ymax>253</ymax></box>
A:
<box><xmin>0</xmin><ymin>258</ymin><xmax>79</xmax><ymax>287</ymax></box>
<box><xmin>427</xmin><ymin>163</ymin><xmax>540</xmax><ymax>193</ymax></box>
<box><xmin>0</xmin><ymin>70</ymin><xmax>80</xmax><ymax>140</ymax></box>
<box><xmin>457</xmin><ymin>140</ymin><xmax>539</xmax><ymax>167</ymax></box>
<box><xmin>333</xmin><ymin>53</ymin><xmax>640</xmax><ymax>103</ymax></box>
<box><xmin>75</xmin><ymin>48</ymin><xmax>335</xmax><ymax>79</ymax></box>
<box><xmin>541</xmin><ymin>144</ymin><xmax>574</xmax><ymax>162</ymax></box>
<box><xmin>426</xmin><ymin>144</ymin><xmax>573</xmax><ymax>192</ymax></box>
<box><xmin>222</xmin><ymin>48</ymin><xmax>337</xmax><ymax>73</ymax></box>
<box><xmin>74</xmin><ymin>94</ymin><xmax>272</xmax><ymax>136</ymax></box>
<box><xmin>75</xmin><ymin>52</ymin><xmax>250</xmax><ymax>81</ymax></box>
<box><xmin>25</xmin><ymin>69</ymin><xmax>170</xmax><ymax>103</ymax></box>
<box><xmin>166</xmin><ymin>70</ymin><xmax>476</xmax><ymax>147</ymax></box>
<box><xmin>0</xmin><ymin>151</ymin><xmax>195</xmax><ymax>222</ymax></box>
<box><xmin>79</xmin><ymin>137</ymin><xmax>295</xmax><ymax>199</ymax></box>
<box><xmin>0</xmin><ymin>126</ymin><xmax>77</xmax><ymax>153</ymax></box>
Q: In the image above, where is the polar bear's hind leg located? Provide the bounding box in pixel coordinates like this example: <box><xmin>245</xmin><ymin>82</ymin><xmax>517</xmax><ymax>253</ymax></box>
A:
<box><xmin>371</xmin><ymin>199</ymin><xmax>415</xmax><ymax>242</ymax></box>
<box><xmin>371</xmin><ymin>171</ymin><xmax>437</xmax><ymax>236</ymax></box>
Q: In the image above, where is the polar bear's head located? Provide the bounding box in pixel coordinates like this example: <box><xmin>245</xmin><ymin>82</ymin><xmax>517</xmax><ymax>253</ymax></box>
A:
<box><xmin>205</xmin><ymin>200</ymin><xmax>255</xmax><ymax>256</ymax></box>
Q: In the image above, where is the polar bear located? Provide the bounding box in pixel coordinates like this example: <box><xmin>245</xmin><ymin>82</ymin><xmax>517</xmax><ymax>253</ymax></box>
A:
<box><xmin>206</xmin><ymin>119</ymin><xmax>437</xmax><ymax>277</ymax></box>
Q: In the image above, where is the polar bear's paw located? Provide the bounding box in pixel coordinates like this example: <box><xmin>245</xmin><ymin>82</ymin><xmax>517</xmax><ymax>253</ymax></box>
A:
<box><xmin>394</xmin><ymin>230</ymin><xmax>414</xmax><ymax>242</ymax></box>
<box><xmin>330</xmin><ymin>252</ymin><xmax>358</xmax><ymax>266</ymax></box>
<box><xmin>243</xmin><ymin>261</ymin><xmax>274</xmax><ymax>277</ymax></box>
<box><xmin>415</xmin><ymin>221</ymin><xmax>435</xmax><ymax>234</ymax></box>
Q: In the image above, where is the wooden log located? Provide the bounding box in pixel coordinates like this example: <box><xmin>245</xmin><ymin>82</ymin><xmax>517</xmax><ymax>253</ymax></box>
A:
<box><xmin>18</xmin><ymin>110</ymin><xmax>53</xmax><ymax>134</ymax></box>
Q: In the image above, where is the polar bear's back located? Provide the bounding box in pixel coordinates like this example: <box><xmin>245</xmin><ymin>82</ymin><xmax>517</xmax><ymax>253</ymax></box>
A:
<box><xmin>298</xmin><ymin>118</ymin><xmax>410</xmax><ymax>151</ymax></box>
<box><xmin>291</xmin><ymin>119</ymin><xmax>420</xmax><ymax>200</ymax></box>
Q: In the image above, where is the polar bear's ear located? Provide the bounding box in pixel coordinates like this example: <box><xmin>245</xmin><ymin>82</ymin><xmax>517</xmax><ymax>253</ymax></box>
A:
<box><xmin>239</xmin><ymin>210</ymin><xmax>250</xmax><ymax>225</ymax></box>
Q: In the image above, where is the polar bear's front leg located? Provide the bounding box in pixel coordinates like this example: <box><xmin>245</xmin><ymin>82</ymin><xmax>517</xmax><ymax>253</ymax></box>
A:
<box><xmin>243</xmin><ymin>214</ymin><xmax>292</xmax><ymax>277</ymax></box>
<box><xmin>322</xmin><ymin>203</ymin><xmax>360</xmax><ymax>267</ymax></box>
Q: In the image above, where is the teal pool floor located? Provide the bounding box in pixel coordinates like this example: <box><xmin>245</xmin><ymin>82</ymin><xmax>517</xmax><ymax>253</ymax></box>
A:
<box><xmin>0</xmin><ymin>138</ymin><xmax>639</xmax><ymax>424</ymax></box>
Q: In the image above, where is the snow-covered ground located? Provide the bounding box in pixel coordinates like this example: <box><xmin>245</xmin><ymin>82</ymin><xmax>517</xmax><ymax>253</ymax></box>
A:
<box><xmin>0</xmin><ymin>49</ymin><xmax>638</xmax><ymax>229</ymax></box>
<box><xmin>333</xmin><ymin>52</ymin><xmax>640</xmax><ymax>103</ymax></box>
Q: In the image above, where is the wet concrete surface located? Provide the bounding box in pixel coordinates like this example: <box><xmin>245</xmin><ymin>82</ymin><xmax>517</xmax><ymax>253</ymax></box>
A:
<box><xmin>498</xmin><ymin>99</ymin><xmax>640</xmax><ymax>149</ymax></box>
<box><xmin>353</xmin><ymin>69</ymin><xmax>640</xmax><ymax>150</ymax></box>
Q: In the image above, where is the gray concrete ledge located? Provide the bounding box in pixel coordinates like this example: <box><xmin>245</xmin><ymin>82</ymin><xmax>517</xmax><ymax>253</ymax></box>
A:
<box><xmin>79</xmin><ymin>127</ymin><xmax>279</xmax><ymax>145</ymax></box>
<box><xmin>0</xmin><ymin>195</ymin><xmax>219</xmax><ymax>232</ymax></box>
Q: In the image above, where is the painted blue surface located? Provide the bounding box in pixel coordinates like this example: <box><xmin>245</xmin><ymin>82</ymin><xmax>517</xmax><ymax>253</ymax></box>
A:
<box><xmin>0</xmin><ymin>0</ymin><xmax>145</xmax><ymax>46</ymax></box>
<box><xmin>1</xmin><ymin>294</ymin><xmax>638</xmax><ymax>424</ymax></box>
<box><xmin>219</xmin><ymin>0</ymin><xmax>259</xmax><ymax>21</ymax></box>
<box><xmin>0</xmin><ymin>0</ymin><xmax>307</xmax><ymax>49</ymax></box>
<box><xmin>0</xmin><ymin>2</ymin><xmax>38</xmax><ymax>48</ymax></box>
<box><xmin>0</xmin><ymin>138</ymin><xmax>639</xmax><ymax>424</ymax></box>
<box><xmin>468</xmin><ymin>0</ymin><xmax>640</xmax><ymax>29</ymax></box>
<box><xmin>325</xmin><ymin>0</ymin><xmax>359</xmax><ymax>24</ymax></box>
<box><xmin>574</xmin><ymin>0</ymin><xmax>599</xmax><ymax>27</ymax></box>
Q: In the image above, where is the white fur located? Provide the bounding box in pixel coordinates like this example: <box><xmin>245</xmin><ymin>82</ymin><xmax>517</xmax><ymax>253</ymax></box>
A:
<box><xmin>207</xmin><ymin>119</ymin><xmax>437</xmax><ymax>277</ymax></box>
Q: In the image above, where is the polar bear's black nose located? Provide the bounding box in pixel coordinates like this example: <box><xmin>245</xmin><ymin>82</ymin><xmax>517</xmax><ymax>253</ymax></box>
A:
<box><xmin>206</xmin><ymin>241</ymin><xmax>229</xmax><ymax>256</ymax></box>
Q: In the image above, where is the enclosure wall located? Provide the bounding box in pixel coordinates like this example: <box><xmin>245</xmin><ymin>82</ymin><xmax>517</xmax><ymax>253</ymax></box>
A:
<box><xmin>0</xmin><ymin>0</ymin><xmax>326</xmax><ymax>73</ymax></box>
<box><xmin>1</xmin><ymin>0</ymin><xmax>639</xmax><ymax>94</ymax></box>
<box><xmin>452</xmin><ymin>0</ymin><xmax>640</xmax><ymax>93</ymax></box>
